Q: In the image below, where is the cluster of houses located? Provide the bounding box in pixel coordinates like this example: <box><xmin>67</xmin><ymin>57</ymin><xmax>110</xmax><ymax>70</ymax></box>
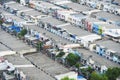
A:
<box><xmin>0</xmin><ymin>0</ymin><xmax>120</xmax><ymax>80</ymax></box>
<box><xmin>79</xmin><ymin>0</ymin><xmax>120</xmax><ymax>15</ymax></box>
<box><xmin>0</xmin><ymin>51</ymin><xmax>27</xmax><ymax>80</ymax></box>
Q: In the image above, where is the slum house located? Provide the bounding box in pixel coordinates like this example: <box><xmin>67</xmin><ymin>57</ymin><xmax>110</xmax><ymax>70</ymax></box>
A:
<box><xmin>102</xmin><ymin>3</ymin><xmax>120</xmax><ymax>15</ymax></box>
<box><xmin>3</xmin><ymin>1</ymin><xmax>32</xmax><ymax>16</ymax></box>
<box><xmin>29</xmin><ymin>1</ymin><xmax>62</xmax><ymax>14</ymax></box>
<box><xmin>1</xmin><ymin>13</ymin><xmax>26</xmax><ymax>34</ymax></box>
<box><xmin>60</xmin><ymin>24</ymin><xmax>93</xmax><ymax>44</ymax></box>
<box><xmin>108</xmin><ymin>4</ymin><xmax>120</xmax><ymax>14</ymax></box>
<box><xmin>85</xmin><ymin>0</ymin><xmax>119</xmax><ymax>11</ymax></box>
<box><xmin>3</xmin><ymin>55</ymin><xmax>55</xmax><ymax>80</ymax></box>
<box><xmin>56</xmin><ymin>10</ymin><xmax>77</xmax><ymax>22</ymax></box>
<box><xmin>92</xmin><ymin>11</ymin><xmax>120</xmax><ymax>26</ymax></box>
<box><xmin>3</xmin><ymin>1</ymin><xmax>33</xmax><ymax>17</ymax></box>
<box><xmin>67</xmin><ymin>13</ymin><xmax>87</xmax><ymax>27</ymax></box>
<box><xmin>93</xmin><ymin>40</ymin><xmax>120</xmax><ymax>64</ymax></box>
<box><xmin>77</xmin><ymin>48</ymin><xmax>120</xmax><ymax>74</ymax></box>
<box><xmin>22</xmin><ymin>23</ymin><xmax>52</xmax><ymax>48</ymax></box>
<box><xmin>38</xmin><ymin>16</ymin><xmax>69</xmax><ymax>33</ymax></box>
<box><xmin>3</xmin><ymin>1</ymin><xmax>46</xmax><ymax>23</ymax></box>
<box><xmin>85</xmin><ymin>0</ymin><xmax>102</xmax><ymax>9</ymax></box>
<box><xmin>114</xmin><ymin>5</ymin><xmax>120</xmax><ymax>15</ymax></box>
<box><xmin>46</xmin><ymin>44</ymin><xmax>81</xmax><ymax>64</ymax></box>
<box><xmin>20</xmin><ymin>9</ymin><xmax>47</xmax><ymax>23</ymax></box>
<box><xmin>83</xmin><ymin>18</ymin><xmax>103</xmax><ymax>32</ymax></box>
<box><xmin>28</xmin><ymin>0</ymin><xmax>47</xmax><ymax>9</ymax></box>
<box><xmin>0</xmin><ymin>28</ymin><xmax>34</xmax><ymax>52</ymax></box>
<box><xmin>49</xmin><ymin>0</ymin><xmax>72</xmax><ymax>5</ymax></box>
<box><xmin>102</xmin><ymin>3</ymin><xmax>113</xmax><ymax>12</ymax></box>
<box><xmin>78</xmin><ymin>34</ymin><xmax>101</xmax><ymax>49</ymax></box>
<box><xmin>94</xmin><ymin>1</ymin><xmax>105</xmax><ymax>10</ymax></box>
<box><xmin>92</xmin><ymin>22</ymin><xmax>120</xmax><ymax>35</ymax></box>
<box><xmin>103</xmin><ymin>29</ymin><xmax>120</xmax><ymax>42</ymax></box>
<box><xmin>0</xmin><ymin>57</ymin><xmax>15</xmax><ymax>80</ymax></box>
<box><xmin>80</xmin><ymin>0</ymin><xmax>117</xmax><ymax>11</ymax></box>
<box><xmin>59</xmin><ymin>2</ymin><xmax>93</xmax><ymax>13</ymax></box>
<box><xmin>0</xmin><ymin>10</ymin><xmax>13</xmax><ymax>30</ymax></box>
<box><xmin>20</xmin><ymin>0</ymin><xmax>29</xmax><ymax>5</ymax></box>
<box><xmin>85</xmin><ymin>0</ymin><xmax>97</xmax><ymax>8</ymax></box>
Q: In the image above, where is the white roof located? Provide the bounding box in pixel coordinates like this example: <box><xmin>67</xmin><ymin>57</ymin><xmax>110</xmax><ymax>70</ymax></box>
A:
<box><xmin>55</xmin><ymin>71</ymin><xmax>77</xmax><ymax>80</ymax></box>
<box><xmin>7</xmin><ymin>63</ymin><xmax>15</xmax><ymax>71</ymax></box>
<box><xmin>57</xmin><ymin>1</ymin><xmax>71</xmax><ymax>5</ymax></box>
<box><xmin>2</xmin><ymin>23</ymin><xmax>12</xmax><ymax>28</ymax></box>
<box><xmin>104</xmin><ymin>29</ymin><xmax>120</xmax><ymax>37</ymax></box>
<box><xmin>63</xmin><ymin>44</ymin><xmax>81</xmax><ymax>48</ymax></box>
<box><xmin>27</xmin><ymin>36</ymin><xmax>38</xmax><ymax>41</ymax></box>
<box><xmin>54</xmin><ymin>0</ymin><xmax>72</xmax><ymax>5</ymax></box>
<box><xmin>57</xmin><ymin>10</ymin><xmax>76</xmax><ymax>15</ymax></box>
<box><xmin>79</xmin><ymin>34</ymin><xmax>101</xmax><ymax>42</ymax></box>
<box><xmin>62</xmin><ymin>52</ymin><xmax>69</xmax><ymax>58</ymax></box>
<box><xmin>0</xmin><ymin>51</ymin><xmax>16</xmax><ymax>57</ymax></box>
<box><xmin>101</xmin><ymin>65</ymin><xmax>108</xmax><ymax>70</ymax></box>
<box><xmin>0</xmin><ymin>61</ymin><xmax>8</xmax><ymax>70</ymax></box>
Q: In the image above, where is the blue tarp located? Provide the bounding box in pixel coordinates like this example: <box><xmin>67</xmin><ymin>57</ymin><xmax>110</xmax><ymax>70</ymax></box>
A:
<box><xmin>8</xmin><ymin>25</ymin><xmax>21</xmax><ymax>33</ymax></box>
<box><xmin>36</xmin><ymin>34</ymin><xmax>40</xmax><ymax>39</ymax></box>
<box><xmin>70</xmin><ymin>34</ymin><xmax>76</xmax><ymax>39</ymax></box>
<box><xmin>78</xmin><ymin>76</ymin><xmax>86</xmax><ymax>80</ymax></box>
<box><xmin>78</xmin><ymin>76</ymin><xmax>84</xmax><ymax>79</ymax></box>
<box><xmin>100</xmin><ymin>48</ymin><xmax>106</xmax><ymax>56</ymax></box>
<box><xmin>112</xmin><ymin>2</ymin><xmax>119</xmax><ymax>5</ymax></box>
<box><xmin>99</xmin><ymin>18</ymin><xmax>107</xmax><ymax>22</ymax></box>
<box><xmin>92</xmin><ymin>24</ymin><xmax>99</xmax><ymax>34</ymax></box>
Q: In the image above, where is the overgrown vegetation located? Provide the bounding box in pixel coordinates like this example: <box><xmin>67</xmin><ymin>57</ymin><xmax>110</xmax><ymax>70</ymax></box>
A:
<box><xmin>18</xmin><ymin>29</ymin><xmax>27</xmax><ymax>39</ymax></box>
<box><xmin>61</xmin><ymin>76</ymin><xmax>75</xmax><ymax>80</ymax></box>
<box><xmin>66</xmin><ymin>53</ymin><xmax>80</xmax><ymax>66</ymax></box>
<box><xmin>56</xmin><ymin>52</ymin><xmax>65</xmax><ymax>57</ymax></box>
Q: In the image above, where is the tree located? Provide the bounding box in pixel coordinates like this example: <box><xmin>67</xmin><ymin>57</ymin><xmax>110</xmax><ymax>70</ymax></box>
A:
<box><xmin>66</xmin><ymin>53</ymin><xmax>80</xmax><ymax>66</ymax></box>
<box><xmin>18</xmin><ymin>29</ymin><xmax>27</xmax><ymax>39</ymax></box>
<box><xmin>19</xmin><ymin>29</ymin><xmax>27</xmax><ymax>36</ymax></box>
<box><xmin>90</xmin><ymin>72</ymin><xmax>108</xmax><ymax>80</ymax></box>
<box><xmin>87</xmin><ymin>67</ymin><xmax>94</xmax><ymax>73</ymax></box>
<box><xmin>36</xmin><ymin>41</ymin><xmax>43</xmax><ymax>51</ymax></box>
<box><xmin>90</xmin><ymin>72</ymin><xmax>101</xmax><ymax>80</ymax></box>
<box><xmin>102</xmin><ymin>75</ymin><xmax>108</xmax><ymax>80</ymax></box>
<box><xmin>105</xmin><ymin>67</ymin><xmax>120</xmax><ymax>80</ymax></box>
<box><xmin>75</xmin><ymin>63</ymin><xmax>81</xmax><ymax>69</ymax></box>
<box><xmin>61</xmin><ymin>76</ymin><xmax>75</xmax><ymax>80</ymax></box>
<box><xmin>56</xmin><ymin>52</ymin><xmax>65</xmax><ymax>57</ymax></box>
<box><xmin>16</xmin><ymin>0</ymin><xmax>20</xmax><ymax>3</ymax></box>
<box><xmin>0</xmin><ymin>19</ymin><xmax>3</xmax><ymax>25</ymax></box>
<box><xmin>80</xmin><ymin>67</ymin><xmax>94</xmax><ymax>79</ymax></box>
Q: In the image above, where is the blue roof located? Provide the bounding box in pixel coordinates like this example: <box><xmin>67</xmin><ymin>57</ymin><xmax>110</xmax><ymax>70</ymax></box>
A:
<box><xmin>36</xmin><ymin>34</ymin><xmax>40</xmax><ymax>39</ymax></box>
<box><xmin>99</xmin><ymin>18</ymin><xmax>107</xmax><ymax>22</ymax></box>
<box><xmin>77</xmin><ymin>76</ymin><xmax>86</xmax><ymax>80</ymax></box>
<box><xmin>78</xmin><ymin>75</ymin><xmax>85</xmax><ymax>79</ymax></box>
<box><xmin>8</xmin><ymin>25</ymin><xmax>21</xmax><ymax>33</ymax></box>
